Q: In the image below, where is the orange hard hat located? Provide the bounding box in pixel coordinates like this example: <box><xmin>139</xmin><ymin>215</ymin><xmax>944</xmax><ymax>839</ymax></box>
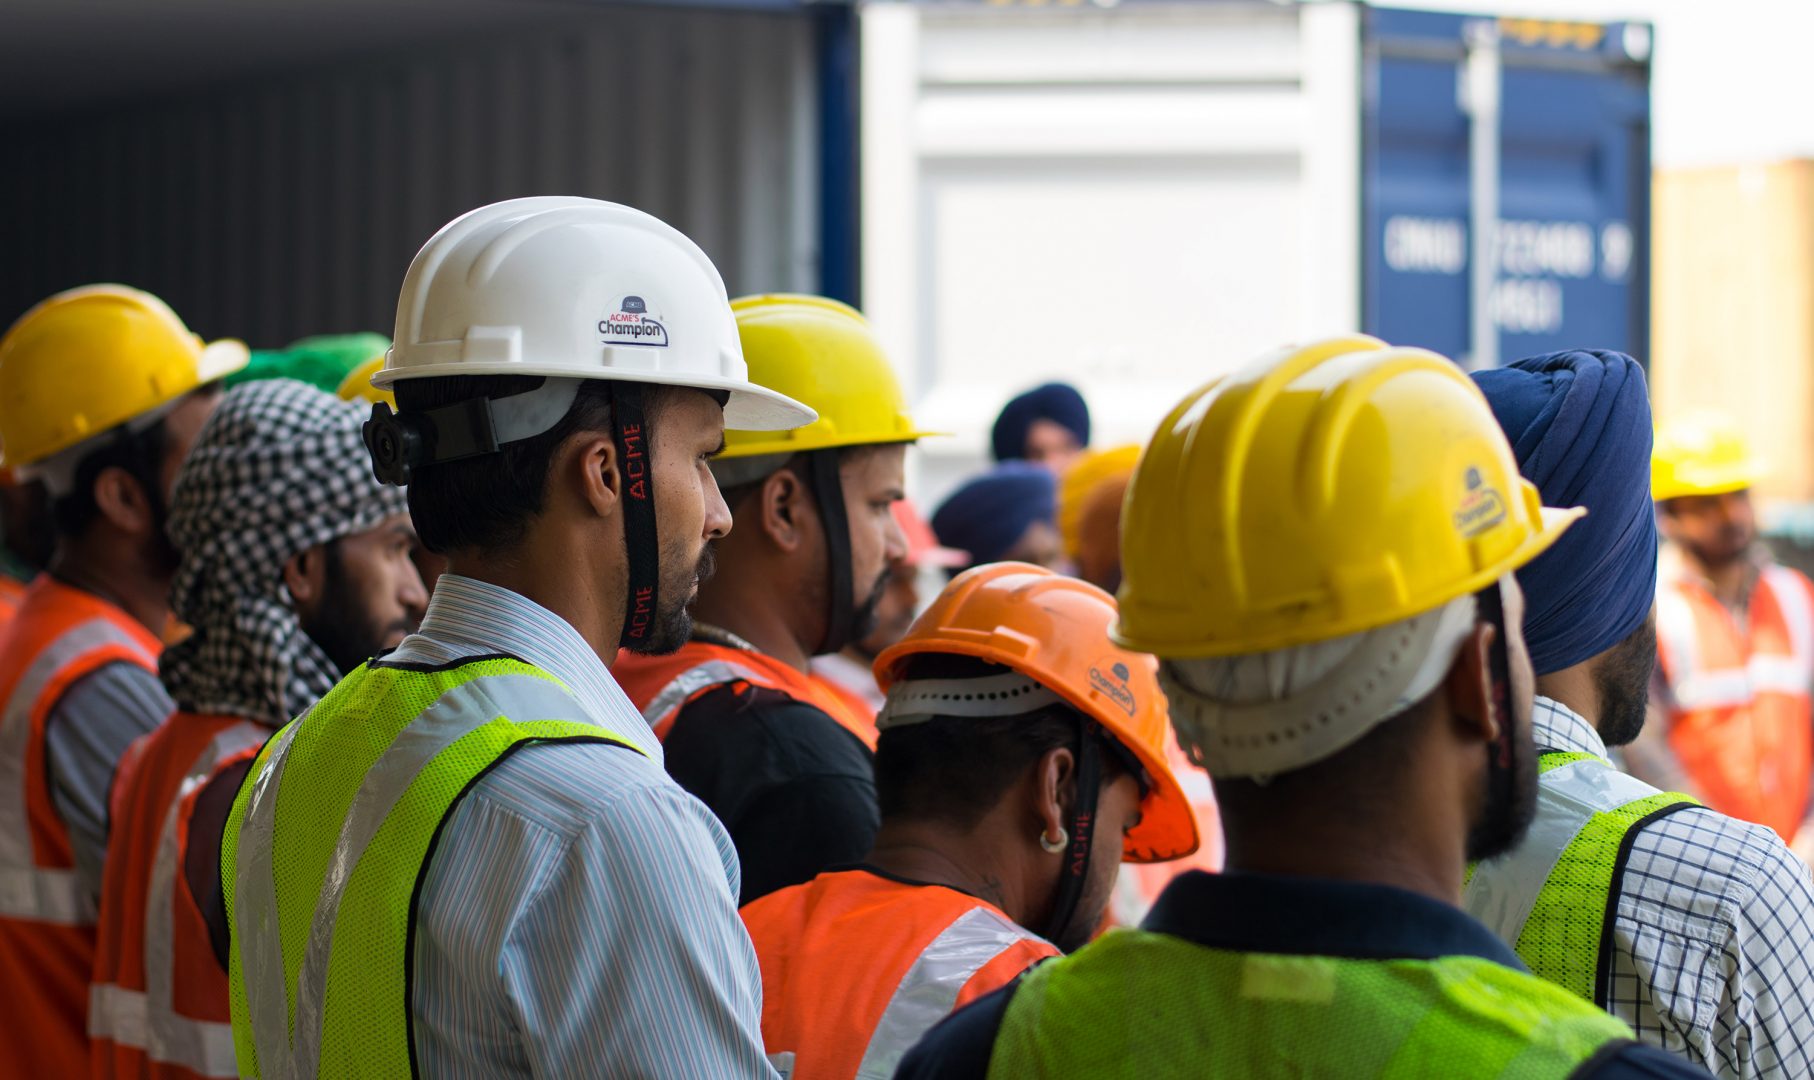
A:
<box><xmin>874</xmin><ymin>562</ymin><xmax>1199</xmax><ymax>863</ymax></box>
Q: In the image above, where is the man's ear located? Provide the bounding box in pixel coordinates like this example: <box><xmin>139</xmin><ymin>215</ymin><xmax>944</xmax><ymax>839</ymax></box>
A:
<box><xmin>284</xmin><ymin>545</ymin><xmax>325</xmax><ymax>610</ymax></box>
<box><xmin>1444</xmin><ymin>622</ymin><xmax>1499</xmax><ymax>746</ymax></box>
<box><xmin>759</xmin><ymin>468</ymin><xmax>811</xmax><ymax>553</ymax></box>
<box><xmin>1032</xmin><ymin>746</ymin><xmax>1077</xmax><ymax>851</ymax></box>
<box><xmin>571</xmin><ymin>433</ymin><xmax>621</xmax><ymax>519</ymax></box>
<box><xmin>91</xmin><ymin>466</ymin><xmax>156</xmax><ymax>538</ymax></box>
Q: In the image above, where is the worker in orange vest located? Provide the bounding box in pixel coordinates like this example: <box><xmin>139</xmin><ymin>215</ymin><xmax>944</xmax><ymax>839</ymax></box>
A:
<box><xmin>1643</xmin><ymin>412</ymin><xmax>1814</xmax><ymax>847</ymax></box>
<box><xmin>0</xmin><ymin>286</ymin><xmax>244</xmax><ymax>1079</ymax></box>
<box><xmin>615</xmin><ymin>295</ymin><xmax>938</xmax><ymax>903</ymax></box>
<box><xmin>741</xmin><ymin>562</ymin><xmax>1197</xmax><ymax>1080</ymax></box>
<box><xmin>88</xmin><ymin>379</ymin><xmax>426</xmax><ymax>1079</ymax></box>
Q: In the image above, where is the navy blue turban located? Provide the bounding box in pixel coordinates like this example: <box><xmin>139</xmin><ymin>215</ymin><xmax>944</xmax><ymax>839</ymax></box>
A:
<box><xmin>991</xmin><ymin>382</ymin><xmax>1091</xmax><ymax>463</ymax></box>
<box><xmin>931</xmin><ymin>462</ymin><xmax>1058</xmax><ymax>572</ymax></box>
<box><xmin>1473</xmin><ymin>350</ymin><xmax>1658</xmax><ymax>676</ymax></box>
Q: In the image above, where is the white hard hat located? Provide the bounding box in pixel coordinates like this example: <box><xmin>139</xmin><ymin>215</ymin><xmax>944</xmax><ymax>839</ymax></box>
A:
<box><xmin>378</xmin><ymin>196</ymin><xmax>815</xmax><ymax>432</ymax></box>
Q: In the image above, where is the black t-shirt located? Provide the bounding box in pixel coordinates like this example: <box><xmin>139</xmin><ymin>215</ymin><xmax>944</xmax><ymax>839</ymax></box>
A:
<box><xmin>662</xmin><ymin>682</ymin><xmax>879</xmax><ymax>905</ymax></box>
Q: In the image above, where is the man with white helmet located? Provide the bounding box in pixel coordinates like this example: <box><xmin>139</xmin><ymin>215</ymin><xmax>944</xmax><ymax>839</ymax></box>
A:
<box><xmin>898</xmin><ymin>337</ymin><xmax>1708</xmax><ymax>1078</ymax></box>
<box><xmin>217</xmin><ymin>198</ymin><xmax>815</xmax><ymax>1078</ymax></box>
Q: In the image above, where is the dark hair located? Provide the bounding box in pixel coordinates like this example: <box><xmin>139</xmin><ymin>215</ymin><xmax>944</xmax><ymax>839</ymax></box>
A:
<box><xmin>51</xmin><ymin>418</ymin><xmax>170</xmax><ymax>538</ymax></box>
<box><xmin>1209</xmin><ymin>692</ymin><xmax>1434</xmax><ymax>825</ymax></box>
<box><xmin>395</xmin><ymin>374</ymin><xmax>621</xmax><ymax>556</ymax></box>
<box><xmin>875</xmin><ymin>653</ymin><xmax>1127</xmax><ymax>830</ymax></box>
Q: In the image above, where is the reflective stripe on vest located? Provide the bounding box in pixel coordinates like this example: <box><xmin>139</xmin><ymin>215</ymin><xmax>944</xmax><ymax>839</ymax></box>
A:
<box><xmin>89</xmin><ymin>720</ymin><xmax>263</xmax><ymax>1077</ymax></box>
<box><xmin>985</xmin><ymin>930</ymin><xmax>1633</xmax><ymax>1078</ymax></box>
<box><xmin>640</xmin><ymin>658</ymin><xmax>762</xmax><ymax>730</ymax></box>
<box><xmin>233</xmin><ymin>665</ymin><xmax>640</xmax><ymax>1080</ymax></box>
<box><xmin>1463</xmin><ymin>752</ymin><xmax>1697</xmax><ymax>1004</ymax></box>
<box><xmin>0</xmin><ymin>618</ymin><xmax>146</xmax><ymax>923</ymax></box>
<box><xmin>854</xmin><ymin>905</ymin><xmax>1037</xmax><ymax>1080</ymax></box>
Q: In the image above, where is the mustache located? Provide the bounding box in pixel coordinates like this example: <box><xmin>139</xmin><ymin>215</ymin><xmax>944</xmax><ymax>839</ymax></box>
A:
<box><xmin>695</xmin><ymin>543</ymin><xmax>718</xmax><ymax>588</ymax></box>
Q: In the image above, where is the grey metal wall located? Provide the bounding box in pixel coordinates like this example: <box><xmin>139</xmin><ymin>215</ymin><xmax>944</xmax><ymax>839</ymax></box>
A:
<box><xmin>0</xmin><ymin>5</ymin><xmax>822</xmax><ymax>347</ymax></box>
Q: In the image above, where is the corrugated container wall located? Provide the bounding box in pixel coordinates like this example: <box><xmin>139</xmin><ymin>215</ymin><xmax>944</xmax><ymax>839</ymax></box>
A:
<box><xmin>0</xmin><ymin>5</ymin><xmax>822</xmax><ymax>347</ymax></box>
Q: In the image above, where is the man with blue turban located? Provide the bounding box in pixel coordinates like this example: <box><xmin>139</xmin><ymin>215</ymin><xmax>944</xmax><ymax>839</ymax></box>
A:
<box><xmin>931</xmin><ymin>463</ymin><xmax>1062</xmax><ymax>576</ymax></box>
<box><xmin>1467</xmin><ymin>350</ymin><xmax>1814</xmax><ymax>1078</ymax></box>
<box><xmin>991</xmin><ymin>382</ymin><xmax>1090</xmax><ymax>473</ymax></box>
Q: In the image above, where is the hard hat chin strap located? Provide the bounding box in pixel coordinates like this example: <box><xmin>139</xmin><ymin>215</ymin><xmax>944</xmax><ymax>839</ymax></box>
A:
<box><xmin>805</xmin><ymin>448</ymin><xmax>857</xmax><ymax>656</ymax></box>
<box><xmin>610</xmin><ymin>382</ymin><xmax>662</xmax><ymax>652</ymax></box>
<box><xmin>1475</xmin><ymin>578</ymin><xmax>1516</xmax><ymax>816</ymax></box>
<box><xmin>1043</xmin><ymin>728</ymin><xmax>1102</xmax><ymax>950</ymax></box>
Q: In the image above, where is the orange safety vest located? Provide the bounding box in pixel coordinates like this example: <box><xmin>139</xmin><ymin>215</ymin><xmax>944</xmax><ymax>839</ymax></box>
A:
<box><xmin>616</xmin><ymin>640</ymin><xmax>880</xmax><ymax>749</ymax></box>
<box><xmin>740</xmin><ymin>868</ymin><xmax>1057</xmax><ymax>1080</ymax></box>
<box><xmin>90</xmin><ymin>712</ymin><xmax>265</xmax><ymax>1079</ymax></box>
<box><xmin>0</xmin><ymin>575</ymin><xmax>26</xmax><ymax>632</ymax></box>
<box><xmin>0</xmin><ymin>575</ymin><xmax>162</xmax><ymax>1079</ymax></box>
<box><xmin>1108</xmin><ymin>724</ymin><xmax>1225</xmax><ymax>926</ymax></box>
<box><xmin>1656</xmin><ymin>563</ymin><xmax>1814</xmax><ymax>840</ymax></box>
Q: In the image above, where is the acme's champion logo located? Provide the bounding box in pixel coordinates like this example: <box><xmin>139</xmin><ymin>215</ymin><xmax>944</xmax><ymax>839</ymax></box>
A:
<box><xmin>1088</xmin><ymin>666</ymin><xmax>1137</xmax><ymax>717</ymax></box>
<box><xmin>599</xmin><ymin>294</ymin><xmax>669</xmax><ymax>348</ymax></box>
<box><xmin>1452</xmin><ymin>465</ymin><xmax>1507</xmax><ymax>539</ymax></box>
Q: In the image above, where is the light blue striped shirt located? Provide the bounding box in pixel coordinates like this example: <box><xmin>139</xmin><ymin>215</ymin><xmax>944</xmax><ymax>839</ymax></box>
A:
<box><xmin>386</xmin><ymin>574</ymin><xmax>775</xmax><ymax>1079</ymax></box>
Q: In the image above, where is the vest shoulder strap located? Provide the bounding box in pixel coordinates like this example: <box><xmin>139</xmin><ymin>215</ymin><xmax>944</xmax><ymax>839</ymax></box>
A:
<box><xmin>1464</xmin><ymin>752</ymin><xmax>1698</xmax><ymax>1005</ymax></box>
<box><xmin>230</xmin><ymin>659</ymin><xmax>644</xmax><ymax>1079</ymax></box>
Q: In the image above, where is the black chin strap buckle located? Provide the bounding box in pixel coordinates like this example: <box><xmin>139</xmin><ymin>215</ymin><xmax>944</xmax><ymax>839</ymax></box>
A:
<box><xmin>363</xmin><ymin>402</ymin><xmax>429</xmax><ymax>487</ymax></box>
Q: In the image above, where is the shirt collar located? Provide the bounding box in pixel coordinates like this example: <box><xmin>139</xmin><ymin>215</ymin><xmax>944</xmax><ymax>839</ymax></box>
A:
<box><xmin>1142</xmin><ymin>870</ymin><xmax>1525</xmax><ymax>970</ymax></box>
<box><xmin>399</xmin><ymin>573</ymin><xmax>660</xmax><ymax>760</ymax></box>
<box><xmin>1530</xmin><ymin>694</ymin><xmax>1606</xmax><ymax>758</ymax></box>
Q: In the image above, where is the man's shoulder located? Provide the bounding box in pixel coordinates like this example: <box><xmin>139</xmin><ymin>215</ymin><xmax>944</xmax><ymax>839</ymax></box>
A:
<box><xmin>670</xmin><ymin>683</ymin><xmax>867</xmax><ymax>763</ymax></box>
<box><xmin>457</xmin><ymin>737</ymin><xmax>674</xmax><ymax>837</ymax></box>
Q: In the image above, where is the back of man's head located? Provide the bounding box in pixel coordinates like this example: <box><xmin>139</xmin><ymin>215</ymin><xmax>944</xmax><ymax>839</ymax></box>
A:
<box><xmin>875</xmin><ymin>652</ymin><xmax>1111</xmax><ymax>831</ymax></box>
<box><xmin>395</xmin><ymin>374</ymin><xmax>617</xmax><ymax>557</ymax></box>
<box><xmin>1472</xmin><ymin>351</ymin><xmax>1656</xmax><ymax>679</ymax></box>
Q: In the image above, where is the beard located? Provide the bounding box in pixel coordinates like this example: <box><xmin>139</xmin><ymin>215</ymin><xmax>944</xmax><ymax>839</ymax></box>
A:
<box><xmin>1464</xmin><ymin>713</ymin><xmax>1540</xmax><ymax>863</ymax></box>
<box><xmin>1594</xmin><ymin>620</ymin><xmax>1657</xmax><ymax>749</ymax></box>
<box><xmin>624</xmin><ymin>540</ymin><xmax>717</xmax><ymax>657</ymax></box>
<box><xmin>302</xmin><ymin>542</ymin><xmax>420</xmax><ymax>675</ymax></box>
<box><xmin>845</xmin><ymin>567</ymin><xmax>893</xmax><ymax>648</ymax></box>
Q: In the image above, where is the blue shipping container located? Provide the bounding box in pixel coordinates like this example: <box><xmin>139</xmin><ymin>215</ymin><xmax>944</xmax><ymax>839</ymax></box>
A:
<box><xmin>1363</xmin><ymin>8</ymin><xmax>1652</xmax><ymax>367</ymax></box>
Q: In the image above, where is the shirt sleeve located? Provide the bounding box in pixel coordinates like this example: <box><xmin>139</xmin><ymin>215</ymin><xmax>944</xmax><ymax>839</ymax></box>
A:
<box><xmin>412</xmin><ymin>742</ymin><xmax>776</xmax><ymax>1080</ymax></box>
<box><xmin>665</xmin><ymin>684</ymin><xmax>880</xmax><ymax>905</ymax></box>
<box><xmin>1715</xmin><ymin>835</ymin><xmax>1814</xmax><ymax>1077</ymax></box>
<box><xmin>44</xmin><ymin>661</ymin><xmax>173</xmax><ymax>902</ymax></box>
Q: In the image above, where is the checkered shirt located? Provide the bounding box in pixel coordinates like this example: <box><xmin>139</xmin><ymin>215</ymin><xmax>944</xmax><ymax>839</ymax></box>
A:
<box><xmin>159</xmin><ymin>378</ymin><xmax>407</xmax><ymax>725</ymax></box>
<box><xmin>1534</xmin><ymin>696</ymin><xmax>1814</xmax><ymax>1078</ymax></box>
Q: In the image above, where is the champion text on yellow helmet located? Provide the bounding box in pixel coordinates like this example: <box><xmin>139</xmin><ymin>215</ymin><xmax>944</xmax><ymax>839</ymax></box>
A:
<box><xmin>721</xmin><ymin>294</ymin><xmax>942</xmax><ymax>458</ymax></box>
<box><xmin>1114</xmin><ymin>335</ymin><xmax>1583</xmax><ymax>659</ymax></box>
<box><xmin>0</xmin><ymin>284</ymin><xmax>248</xmax><ymax>468</ymax></box>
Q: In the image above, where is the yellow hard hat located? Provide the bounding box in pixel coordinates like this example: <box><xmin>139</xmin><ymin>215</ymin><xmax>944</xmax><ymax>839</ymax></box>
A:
<box><xmin>1114</xmin><ymin>335</ymin><xmax>1582</xmax><ymax>659</ymax></box>
<box><xmin>0</xmin><ymin>284</ymin><xmax>248</xmax><ymax>468</ymax></box>
<box><xmin>336</xmin><ymin>355</ymin><xmax>397</xmax><ymax>409</ymax></box>
<box><xmin>1058</xmin><ymin>444</ymin><xmax>1141</xmax><ymax>561</ymax></box>
<box><xmin>720</xmin><ymin>294</ymin><xmax>940</xmax><ymax>458</ymax></box>
<box><xmin>1652</xmin><ymin>410</ymin><xmax>1762</xmax><ymax>502</ymax></box>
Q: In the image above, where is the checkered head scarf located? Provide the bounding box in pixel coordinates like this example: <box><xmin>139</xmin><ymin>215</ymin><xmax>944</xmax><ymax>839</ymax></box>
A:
<box><xmin>160</xmin><ymin>378</ymin><xmax>409</xmax><ymax>725</ymax></box>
